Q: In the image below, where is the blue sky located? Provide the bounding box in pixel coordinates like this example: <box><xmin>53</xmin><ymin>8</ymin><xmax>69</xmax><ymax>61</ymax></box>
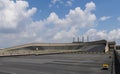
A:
<box><xmin>0</xmin><ymin>0</ymin><xmax>120</xmax><ymax>48</ymax></box>
<box><xmin>28</xmin><ymin>0</ymin><xmax>120</xmax><ymax>31</ymax></box>
<box><xmin>28</xmin><ymin>0</ymin><xmax>120</xmax><ymax>19</ymax></box>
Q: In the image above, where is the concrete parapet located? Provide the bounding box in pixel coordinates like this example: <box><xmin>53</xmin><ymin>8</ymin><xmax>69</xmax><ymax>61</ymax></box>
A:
<box><xmin>4</xmin><ymin>40</ymin><xmax>107</xmax><ymax>51</ymax></box>
<box><xmin>114</xmin><ymin>50</ymin><xmax>120</xmax><ymax>74</ymax></box>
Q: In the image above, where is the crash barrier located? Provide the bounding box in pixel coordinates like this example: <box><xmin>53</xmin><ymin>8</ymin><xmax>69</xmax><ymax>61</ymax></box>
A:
<box><xmin>4</xmin><ymin>40</ymin><xmax>107</xmax><ymax>51</ymax></box>
<box><xmin>0</xmin><ymin>49</ymin><xmax>108</xmax><ymax>57</ymax></box>
<box><xmin>4</xmin><ymin>43</ymin><xmax>82</xmax><ymax>50</ymax></box>
<box><xmin>114</xmin><ymin>51</ymin><xmax>120</xmax><ymax>74</ymax></box>
<box><xmin>0</xmin><ymin>50</ymin><xmax>79</xmax><ymax>57</ymax></box>
<box><xmin>1</xmin><ymin>40</ymin><xmax>107</xmax><ymax>57</ymax></box>
<box><xmin>111</xmin><ymin>51</ymin><xmax>115</xmax><ymax>74</ymax></box>
<box><xmin>78</xmin><ymin>44</ymin><xmax>106</xmax><ymax>52</ymax></box>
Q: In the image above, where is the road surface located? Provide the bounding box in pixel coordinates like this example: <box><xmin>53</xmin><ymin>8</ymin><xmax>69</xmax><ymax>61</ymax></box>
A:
<box><xmin>0</xmin><ymin>53</ymin><xmax>112</xmax><ymax>74</ymax></box>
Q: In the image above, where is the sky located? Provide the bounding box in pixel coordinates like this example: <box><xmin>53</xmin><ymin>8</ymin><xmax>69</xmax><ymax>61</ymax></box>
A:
<box><xmin>0</xmin><ymin>0</ymin><xmax>120</xmax><ymax>48</ymax></box>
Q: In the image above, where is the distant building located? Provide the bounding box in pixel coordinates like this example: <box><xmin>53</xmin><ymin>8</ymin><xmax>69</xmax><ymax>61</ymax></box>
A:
<box><xmin>108</xmin><ymin>41</ymin><xmax>116</xmax><ymax>51</ymax></box>
<box><xmin>116</xmin><ymin>45</ymin><xmax>120</xmax><ymax>50</ymax></box>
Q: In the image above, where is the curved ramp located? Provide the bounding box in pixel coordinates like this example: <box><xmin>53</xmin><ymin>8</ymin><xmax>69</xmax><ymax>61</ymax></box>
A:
<box><xmin>4</xmin><ymin>43</ymin><xmax>82</xmax><ymax>50</ymax></box>
<box><xmin>4</xmin><ymin>40</ymin><xmax>107</xmax><ymax>52</ymax></box>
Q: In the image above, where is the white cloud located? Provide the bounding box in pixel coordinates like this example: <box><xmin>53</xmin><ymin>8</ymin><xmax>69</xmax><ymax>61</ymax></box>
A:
<box><xmin>0</xmin><ymin>0</ymin><xmax>120</xmax><ymax>47</ymax></box>
<box><xmin>66</xmin><ymin>1</ymin><xmax>73</xmax><ymax>6</ymax></box>
<box><xmin>49</xmin><ymin>4</ymin><xmax>52</xmax><ymax>8</ymax></box>
<box><xmin>84</xmin><ymin>29</ymin><xmax>120</xmax><ymax>44</ymax></box>
<box><xmin>53</xmin><ymin>26</ymin><xmax>77</xmax><ymax>40</ymax></box>
<box><xmin>0</xmin><ymin>0</ymin><xmax>37</xmax><ymax>29</ymax></box>
<box><xmin>85</xmin><ymin>29</ymin><xmax>107</xmax><ymax>41</ymax></box>
<box><xmin>49</xmin><ymin>0</ymin><xmax>73</xmax><ymax>8</ymax></box>
<box><xmin>51</xmin><ymin>0</ymin><xmax>60</xmax><ymax>4</ymax></box>
<box><xmin>39</xmin><ymin>2</ymin><xmax>96</xmax><ymax>41</ymax></box>
<box><xmin>117</xmin><ymin>17</ymin><xmax>120</xmax><ymax>21</ymax></box>
<box><xmin>85</xmin><ymin>1</ymin><xmax>96</xmax><ymax>12</ymax></box>
<box><xmin>49</xmin><ymin>0</ymin><xmax>62</xmax><ymax>7</ymax></box>
<box><xmin>100</xmin><ymin>16</ymin><xmax>111</xmax><ymax>21</ymax></box>
<box><xmin>108</xmin><ymin>29</ymin><xmax>120</xmax><ymax>40</ymax></box>
<box><xmin>0</xmin><ymin>1</ymin><xmax>97</xmax><ymax>47</ymax></box>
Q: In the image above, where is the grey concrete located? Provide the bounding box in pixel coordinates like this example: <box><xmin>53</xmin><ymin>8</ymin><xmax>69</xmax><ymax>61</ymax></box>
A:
<box><xmin>115</xmin><ymin>50</ymin><xmax>120</xmax><ymax>74</ymax></box>
<box><xmin>0</xmin><ymin>53</ymin><xmax>112</xmax><ymax>74</ymax></box>
<box><xmin>5</xmin><ymin>43</ymin><xmax>81</xmax><ymax>50</ymax></box>
<box><xmin>80</xmin><ymin>44</ymin><xmax>105</xmax><ymax>52</ymax></box>
<box><xmin>4</xmin><ymin>40</ymin><xmax>107</xmax><ymax>51</ymax></box>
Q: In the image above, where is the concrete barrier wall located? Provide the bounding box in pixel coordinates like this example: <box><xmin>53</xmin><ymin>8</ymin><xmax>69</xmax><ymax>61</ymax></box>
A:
<box><xmin>1</xmin><ymin>40</ymin><xmax>107</xmax><ymax>57</ymax></box>
<box><xmin>4</xmin><ymin>43</ymin><xmax>82</xmax><ymax>50</ymax></box>
<box><xmin>8</xmin><ymin>45</ymin><xmax>83</xmax><ymax>51</ymax></box>
<box><xmin>79</xmin><ymin>44</ymin><xmax>106</xmax><ymax>52</ymax></box>
<box><xmin>84</xmin><ymin>40</ymin><xmax>107</xmax><ymax>45</ymax></box>
<box><xmin>7</xmin><ymin>44</ymin><xmax>105</xmax><ymax>52</ymax></box>
<box><xmin>114</xmin><ymin>50</ymin><xmax>120</xmax><ymax>74</ymax></box>
<box><xmin>4</xmin><ymin>40</ymin><xmax>107</xmax><ymax>51</ymax></box>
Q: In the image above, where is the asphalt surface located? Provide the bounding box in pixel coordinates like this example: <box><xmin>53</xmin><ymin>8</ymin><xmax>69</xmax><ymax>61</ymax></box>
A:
<box><xmin>0</xmin><ymin>53</ymin><xmax>112</xmax><ymax>74</ymax></box>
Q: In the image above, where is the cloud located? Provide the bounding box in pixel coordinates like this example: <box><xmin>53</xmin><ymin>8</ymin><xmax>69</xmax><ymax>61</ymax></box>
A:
<box><xmin>49</xmin><ymin>0</ymin><xmax>74</xmax><ymax>8</ymax></box>
<box><xmin>53</xmin><ymin>26</ymin><xmax>77</xmax><ymax>40</ymax></box>
<box><xmin>49</xmin><ymin>0</ymin><xmax>62</xmax><ymax>7</ymax></box>
<box><xmin>0</xmin><ymin>0</ymin><xmax>37</xmax><ymax>30</ymax></box>
<box><xmin>108</xmin><ymin>29</ymin><xmax>120</xmax><ymax>40</ymax></box>
<box><xmin>51</xmin><ymin>0</ymin><xmax>60</xmax><ymax>4</ymax></box>
<box><xmin>85</xmin><ymin>29</ymin><xmax>107</xmax><ymax>41</ymax></box>
<box><xmin>36</xmin><ymin>2</ymin><xmax>96</xmax><ymax>41</ymax></box>
<box><xmin>0</xmin><ymin>1</ymin><xmax>97</xmax><ymax>47</ymax></box>
<box><xmin>49</xmin><ymin>4</ymin><xmax>52</xmax><ymax>8</ymax></box>
<box><xmin>85</xmin><ymin>1</ymin><xmax>96</xmax><ymax>12</ymax></box>
<box><xmin>117</xmin><ymin>17</ymin><xmax>120</xmax><ymax>21</ymax></box>
<box><xmin>66</xmin><ymin>1</ymin><xmax>73</xmax><ymax>6</ymax></box>
<box><xmin>84</xmin><ymin>29</ymin><xmax>120</xmax><ymax>44</ymax></box>
<box><xmin>1</xmin><ymin>0</ymin><xmax>120</xmax><ymax>47</ymax></box>
<box><xmin>100</xmin><ymin>16</ymin><xmax>111</xmax><ymax>21</ymax></box>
